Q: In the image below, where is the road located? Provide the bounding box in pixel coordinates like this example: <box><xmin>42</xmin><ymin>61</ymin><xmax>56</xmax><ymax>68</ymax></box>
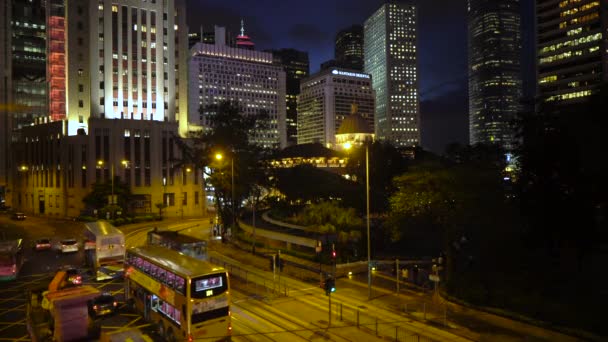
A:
<box><xmin>0</xmin><ymin>216</ymin><xmax>397</xmax><ymax>341</ymax></box>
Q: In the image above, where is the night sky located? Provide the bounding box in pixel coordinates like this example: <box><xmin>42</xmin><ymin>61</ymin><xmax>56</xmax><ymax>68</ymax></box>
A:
<box><xmin>186</xmin><ymin>0</ymin><xmax>535</xmax><ymax>154</ymax></box>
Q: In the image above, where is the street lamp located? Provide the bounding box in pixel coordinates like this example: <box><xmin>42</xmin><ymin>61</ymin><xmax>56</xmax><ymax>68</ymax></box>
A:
<box><xmin>343</xmin><ymin>141</ymin><xmax>372</xmax><ymax>300</ymax></box>
<box><xmin>215</xmin><ymin>153</ymin><xmax>235</xmax><ymax>236</ymax></box>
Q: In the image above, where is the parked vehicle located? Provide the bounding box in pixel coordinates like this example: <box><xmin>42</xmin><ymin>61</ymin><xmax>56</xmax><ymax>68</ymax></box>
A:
<box><xmin>60</xmin><ymin>239</ymin><xmax>79</xmax><ymax>254</ymax></box>
<box><xmin>11</xmin><ymin>212</ymin><xmax>26</xmax><ymax>220</ymax></box>
<box><xmin>34</xmin><ymin>238</ymin><xmax>52</xmax><ymax>251</ymax></box>
<box><xmin>88</xmin><ymin>293</ymin><xmax>118</xmax><ymax>318</ymax></box>
<box><xmin>58</xmin><ymin>266</ymin><xmax>83</xmax><ymax>285</ymax></box>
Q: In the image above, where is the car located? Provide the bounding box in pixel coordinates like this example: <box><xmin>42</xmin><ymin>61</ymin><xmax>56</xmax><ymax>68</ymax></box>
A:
<box><xmin>59</xmin><ymin>239</ymin><xmax>79</xmax><ymax>254</ymax></box>
<box><xmin>11</xmin><ymin>212</ymin><xmax>26</xmax><ymax>220</ymax></box>
<box><xmin>34</xmin><ymin>238</ymin><xmax>52</xmax><ymax>251</ymax></box>
<box><xmin>58</xmin><ymin>266</ymin><xmax>83</xmax><ymax>285</ymax></box>
<box><xmin>88</xmin><ymin>293</ymin><xmax>118</xmax><ymax>317</ymax></box>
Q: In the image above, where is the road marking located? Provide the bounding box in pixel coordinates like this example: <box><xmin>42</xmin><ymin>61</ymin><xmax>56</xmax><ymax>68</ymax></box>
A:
<box><xmin>0</xmin><ymin>318</ymin><xmax>27</xmax><ymax>333</ymax></box>
<box><xmin>124</xmin><ymin>316</ymin><xmax>142</xmax><ymax>328</ymax></box>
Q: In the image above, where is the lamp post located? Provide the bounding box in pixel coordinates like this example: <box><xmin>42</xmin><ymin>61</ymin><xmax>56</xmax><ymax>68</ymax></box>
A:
<box><xmin>344</xmin><ymin>142</ymin><xmax>372</xmax><ymax>300</ymax></box>
<box><xmin>162</xmin><ymin>176</ymin><xmax>167</xmax><ymax>219</ymax></box>
<box><xmin>215</xmin><ymin>153</ymin><xmax>235</xmax><ymax>237</ymax></box>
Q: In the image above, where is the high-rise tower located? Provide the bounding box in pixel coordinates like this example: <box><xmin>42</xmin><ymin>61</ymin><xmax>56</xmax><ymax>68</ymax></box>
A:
<box><xmin>47</xmin><ymin>0</ymin><xmax>189</xmax><ymax>136</ymax></box>
<box><xmin>268</xmin><ymin>49</ymin><xmax>309</xmax><ymax>146</ymax></box>
<box><xmin>335</xmin><ymin>25</ymin><xmax>364</xmax><ymax>71</ymax></box>
<box><xmin>536</xmin><ymin>0</ymin><xmax>607</xmax><ymax>105</ymax></box>
<box><xmin>364</xmin><ymin>1</ymin><xmax>420</xmax><ymax>147</ymax></box>
<box><xmin>468</xmin><ymin>0</ymin><xmax>522</xmax><ymax>149</ymax></box>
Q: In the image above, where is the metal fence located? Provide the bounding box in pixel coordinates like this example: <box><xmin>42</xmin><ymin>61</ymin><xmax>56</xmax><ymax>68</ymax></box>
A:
<box><xmin>210</xmin><ymin>255</ymin><xmax>447</xmax><ymax>342</ymax></box>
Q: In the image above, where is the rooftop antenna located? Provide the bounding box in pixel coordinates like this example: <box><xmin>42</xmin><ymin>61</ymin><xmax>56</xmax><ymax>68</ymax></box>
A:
<box><xmin>240</xmin><ymin>19</ymin><xmax>245</xmax><ymax>36</ymax></box>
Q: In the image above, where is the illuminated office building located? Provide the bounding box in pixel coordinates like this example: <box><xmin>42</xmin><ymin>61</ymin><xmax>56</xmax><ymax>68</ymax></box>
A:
<box><xmin>335</xmin><ymin>25</ymin><xmax>364</xmax><ymax>71</ymax></box>
<box><xmin>364</xmin><ymin>1</ymin><xmax>420</xmax><ymax>147</ymax></box>
<box><xmin>189</xmin><ymin>37</ymin><xmax>287</xmax><ymax>149</ymax></box>
<box><xmin>268</xmin><ymin>48</ymin><xmax>310</xmax><ymax>146</ymax></box>
<box><xmin>1</xmin><ymin>0</ymin><xmax>48</xmax><ymax>206</ymax></box>
<box><xmin>10</xmin><ymin>0</ymin><xmax>203</xmax><ymax>218</ymax></box>
<box><xmin>537</xmin><ymin>0</ymin><xmax>607</xmax><ymax>104</ymax></box>
<box><xmin>44</xmin><ymin>0</ymin><xmax>189</xmax><ymax>135</ymax></box>
<box><xmin>468</xmin><ymin>0</ymin><xmax>522</xmax><ymax>149</ymax></box>
<box><xmin>0</xmin><ymin>0</ymin><xmax>10</xmax><ymax>203</ymax></box>
<box><xmin>298</xmin><ymin>68</ymin><xmax>374</xmax><ymax>148</ymax></box>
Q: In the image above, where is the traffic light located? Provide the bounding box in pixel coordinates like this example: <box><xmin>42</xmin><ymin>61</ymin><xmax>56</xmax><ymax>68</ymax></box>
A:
<box><xmin>324</xmin><ymin>277</ymin><xmax>336</xmax><ymax>295</ymax></box>
<box><xmin>331</xmin><ymin>243</ymin><xmax>336</xmax><ymax>260</ymax></box>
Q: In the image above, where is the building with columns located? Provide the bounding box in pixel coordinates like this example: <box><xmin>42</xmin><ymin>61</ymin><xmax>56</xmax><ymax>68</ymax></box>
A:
<box><xmin>9</xmin><ymin>0</ymin><xmax>204</xmax><ymax>218</ymax></box>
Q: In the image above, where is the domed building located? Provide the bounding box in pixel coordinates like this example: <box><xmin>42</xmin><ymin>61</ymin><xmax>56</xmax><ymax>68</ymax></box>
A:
<box><xmin>335</xmin><ymin>103</ymin><xmax>374</xmax><ymax>150</ymax></box>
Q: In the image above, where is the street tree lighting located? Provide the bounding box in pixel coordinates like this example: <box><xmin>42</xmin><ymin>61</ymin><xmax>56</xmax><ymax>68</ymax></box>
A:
<box><xmin>343</xmin><ymin>141</ymin><xmax>372</xmax><ymax>300</ymax></box>
<box><xmin>215</xmin><ymin>152</ymin><xmax>235</xmax><ymax>236</ymax></box>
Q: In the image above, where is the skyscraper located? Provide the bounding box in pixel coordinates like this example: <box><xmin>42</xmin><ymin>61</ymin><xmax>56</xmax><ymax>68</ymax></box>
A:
<box><xmin>536</xmin><ymin>0</ymin><xmax>607</xmax><ymax>105</ymax></box>
<box><xmin>268</xmin><ymin>48</ymin><xmax>309</xmax><ymax>146</ymax></box>
<box><xmin>468</xmin><ymin>0</ymin><xmax>522</xmax><ymax>149</ymax></box>
<box><xmin>189</xmin><ymin>40</ymin><xmax>287</xmax><ymax>149</ymax></box>
<box><xmin>298</xmin><ymin>68</ymin><xmax>374</xmax><ymax>148</ymax></box>
<box><xmin>10</xmin><ymin>0</ymin><xmax>202</xmax><ymax>218</ymax></box>
<box><xmin>335</xmin><ymin>25</ymin><xmax>364</xmax><ymax>71</ymax></box>
<box><xmin>0</xmin><ymin>0</ymin><xmax>47</xmax><ymax>205</ymax></box>
<box><xmin>364</xmin><ymin>1</ymin><xmax>420</xmax><ymax>147</ymax></box>
<box><xmin>46</xmin><ymin>0</ymin><xmax>189</xmax><ymax>135</ymax></box>
<box><xmin>0</xmin><ymin>0</ymin><xmax>10</xmax><ymax>204</ymax></box>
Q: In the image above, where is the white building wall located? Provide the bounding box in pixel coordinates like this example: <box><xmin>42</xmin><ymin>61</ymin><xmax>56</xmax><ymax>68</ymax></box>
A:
<box><xmin>189</xmin><ymin>42</ymin><xmax>287</xmax><ymax>149</ymax></box>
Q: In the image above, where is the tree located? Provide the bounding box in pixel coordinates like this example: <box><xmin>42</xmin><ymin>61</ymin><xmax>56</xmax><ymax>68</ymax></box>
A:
<box><xmin>514</xmin><ymin>84</ymin><xmax>608</xmax><ymax>269</ymax></box>
<box><xmin>83</xmin><ymin>177</ymin><xmax>132</xmax><ymax>218</ymax></box>
<box><xmin>387</xmin><ymin>144</ymin><xmax>513</xmax><ymax>286</ymax></box>
<box><xmin>272</xmin><ymin>164</ymin><xmax>361</xmax><ymax>207</ymax></box>
<box><xmin>176</xmin><ymin>101</ymin><xmax>273</xmax><ymax>232</ymax></box>
<box><xmin>344</xmin><ymin>141</ymin><xmax>409</xmax><ymax>214</ymax></box>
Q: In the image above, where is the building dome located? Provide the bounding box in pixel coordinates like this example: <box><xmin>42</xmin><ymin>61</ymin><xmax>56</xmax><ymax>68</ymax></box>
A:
<box><xmin>337</xmin><ymin>112</ymin><xmax>373</xmax><ymax>135</ymax></box>
<box><xmin>335</xmin><ymin>103</ymin><xmax>374</xmax><ymax>150</ymax></box>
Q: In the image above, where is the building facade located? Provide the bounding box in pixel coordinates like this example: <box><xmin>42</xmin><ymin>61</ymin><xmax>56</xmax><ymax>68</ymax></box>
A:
<box><xmin>364</xmin><ymin>1</ymin><xmax>420</xmax><ymax>147</ymax></box>
<box><xmin>468</xmin><ymin>0</ymin><xmax>522</xmax><ymax>149</ymax></box>
<box><xmin>1</xmin><ymin>0</ymin><xmax>48</xmax><ymax>205</ymax></box>
<box><xmin>10</xmin><ymin>0</ymin><xmax>202</xmax><ymax>218</ymax></box>
<box><xmin>47</xmin><ymin>0</ymin><xmax>189</xmax><ymax>136</ymax></box>
<box><xmin>335</xmin><ymin>25</ymin><xmax>364</xmax><ymax>71</ymax></box>
<box><xmin>13</xmin><ymin>119</ymin><xmax>204</xmax><ymax>218</ymax></box>
<box><xmin>298</xmin><ymin>68</ymin><xmax>374</xmax><ymax>148</ymax></box>
<box><xmin>189</xmin><ymin>41</ymin><xmax>287</xmax><ymax>149</ymax></box>
<box><xmin>268</xmin><ymin>48</ymin><xmax>309</xmax><ymax>147</ymax></box>
<box><xmin>0</xmin><ymin>0</ymin><xmax>10</xmax><ymax>204</ymax></box>
<box><xmin>536</xmin><ymin>0</ymin><xmax>608</xmax><ymax>104</ymax></box>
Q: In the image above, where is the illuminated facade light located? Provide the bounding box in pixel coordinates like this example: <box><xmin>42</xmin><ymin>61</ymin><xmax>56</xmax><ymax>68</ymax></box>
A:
<box><xmin>189</xmin><ymin>40</ymin><xmax>287</xmax><ymax>149</ymax></box>
<box><xmin>468</xmin><ymin>0</ymin><xmax>522</xmax><ymax>150</ymax></box>
<box><xmin>364</xmin><ymin>2</ymin><xmax>420</xmax><ymax>147</ymax></box>
<box><xmin>536</xmin><ymin>0</ymin><xmax>606</xmax><ymax>105</ymax></box>
<box><xmin>298</xmin><ymin>68</ymin><xmax>375</xmax><ymax>148</ymax></box>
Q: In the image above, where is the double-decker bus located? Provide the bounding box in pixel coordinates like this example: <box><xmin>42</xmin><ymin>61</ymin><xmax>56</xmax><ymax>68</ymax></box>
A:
<box><xmin>0</xmin><ymin>239</ymin><xmax>24</xmax><ymax>281</ymax></box>
<box><xmin>147</xmin><ymin>228</ymin><xmax>208</xmax><ymax>261</ymax></box>
<box><xmin>124</xmin><ymin>245</ymin><xmax>231</xmax><ymax>342</ymax></box>
<box><xmin>83</xmin><ymin>221</ymin><xmax>125</xmax><ymax>280</ymax></box>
